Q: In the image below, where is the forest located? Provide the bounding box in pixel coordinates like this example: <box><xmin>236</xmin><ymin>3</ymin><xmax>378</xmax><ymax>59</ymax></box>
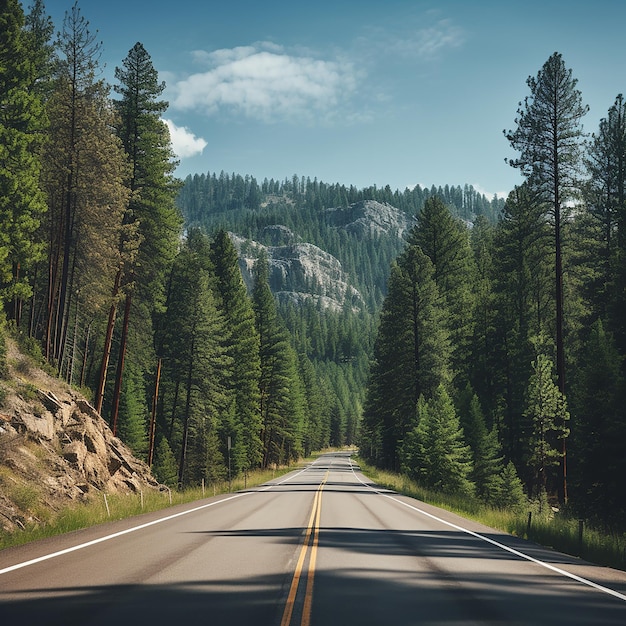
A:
<box><xmin>1</xmin><ymin>0</ymin><xmax>626</xmax><ymax>533</ymax></box>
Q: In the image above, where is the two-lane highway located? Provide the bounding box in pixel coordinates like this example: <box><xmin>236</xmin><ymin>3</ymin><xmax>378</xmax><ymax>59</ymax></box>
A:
<box><xmin>2</xmin><ymin>451</ymin><xmax>626</xmax><ymax>624</ymax></box>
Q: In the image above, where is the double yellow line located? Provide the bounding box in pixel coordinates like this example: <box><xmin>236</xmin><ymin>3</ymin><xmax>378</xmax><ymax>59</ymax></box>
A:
<box><xmin>281</xmin><ymin>471</ymin><xmax>328</xmax><ymax>626</ymax></box>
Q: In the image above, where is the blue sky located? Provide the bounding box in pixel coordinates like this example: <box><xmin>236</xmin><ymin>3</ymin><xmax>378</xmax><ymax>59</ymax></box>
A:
<box><xmin>39</xmin><ymin>0</ymin><xmax>626</xmax><ymax>199</ymax></box>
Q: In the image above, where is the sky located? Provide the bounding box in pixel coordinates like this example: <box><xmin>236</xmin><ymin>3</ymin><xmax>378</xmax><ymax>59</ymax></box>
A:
<box><xmin>39</xmin><ymin>0</ymin><xmax>626</xmax><ymax>200</ymax></box>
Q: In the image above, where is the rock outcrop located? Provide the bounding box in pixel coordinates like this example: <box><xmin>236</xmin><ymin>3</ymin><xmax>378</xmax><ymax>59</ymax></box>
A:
<box><xmin>0</xmin><ymin>339</ymin><xmax>163</xmax><ymax>534</ymax></box>
<box><xmin>326</xmin><ymin>200</ymin><xmax>417</xmax><ymax>238</ymax></box>
<box><xmin>230</xmin><ymin>234</ymin><xmax>364</xmax><ymax>312</ymax></box>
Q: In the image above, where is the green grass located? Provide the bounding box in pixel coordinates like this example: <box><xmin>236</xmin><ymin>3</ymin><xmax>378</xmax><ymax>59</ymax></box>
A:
<box><xmin>355</xmin><ymin>457</ymin><xmax>626</xmax><ymax>572</ymax></box>
<box><xmin>0</xmin><ymin>463</ymin><xmax>300</xmax><ymax>551</ymax></box>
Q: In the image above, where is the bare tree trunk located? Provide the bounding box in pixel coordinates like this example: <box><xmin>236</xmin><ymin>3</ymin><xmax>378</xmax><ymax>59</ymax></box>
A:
<box><xmin>148</xmin><ymin>357</ymin><xmax>162</xmax><ymax>467</ymax></box>
<box><xmin>80</xmin><ymin>322</ymin><xmax>90</xmax><ymax>388</ymax></box>
<box><xmin>95</xmin><ymin>269</ymin><xmax>121</xmax><ymax>414</ymax></box>
<box><xmin>110</xmin><ymin>291</ymin><xmax>132</xmax><ymax>435</ymax></box>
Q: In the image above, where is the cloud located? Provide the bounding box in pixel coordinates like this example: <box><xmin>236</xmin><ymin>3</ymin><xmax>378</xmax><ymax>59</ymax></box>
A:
<box><xmin>391</xmin><ymin>19</ymin><xmax>465</xmax><ymax>60</ymax></box>
<box><xmin>170</xmin><ymin>42</ymin><xmax>358</xmax><ymax>123</ymax></box>
<box><xmin>163</xmin><ymin>119</ymin><xmax>207</xmax><ymax>158</ymax></box>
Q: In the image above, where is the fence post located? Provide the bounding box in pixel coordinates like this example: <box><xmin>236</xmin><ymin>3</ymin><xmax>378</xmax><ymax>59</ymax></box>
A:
<box><xmin>578</xmin><ymin>520</ymin><xmax>584</xmax><ymax>554</ymax></box>
<box><xmin>526</xmin><ymin>511</ymin><xmax>532</xmax><ymax>536</ymax></box>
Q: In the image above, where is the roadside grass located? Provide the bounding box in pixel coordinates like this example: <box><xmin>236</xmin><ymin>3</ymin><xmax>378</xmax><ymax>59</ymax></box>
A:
<box><xmin>0</xmin><ymin>463</ymin><xmax>300</xmax><ymax>551</ymax></box>
<box><xmin>356</xmin><ymin>457</ymin><xmax>626</xmax><ymax>572</ymax></box>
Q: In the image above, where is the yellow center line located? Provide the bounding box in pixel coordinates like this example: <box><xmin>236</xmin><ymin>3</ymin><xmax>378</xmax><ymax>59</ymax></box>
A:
<box><xmin>301</xmin><ymin>472</ymin><xmax>326</xmax><ymax>626</ymax></box>
<box><xmin>280</xmin><ymin>471</ymin><xmax>328</xmax><ymax>626</ymax></box>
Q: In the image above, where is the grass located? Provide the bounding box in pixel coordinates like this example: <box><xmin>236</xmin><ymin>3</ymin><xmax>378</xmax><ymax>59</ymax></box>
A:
<box><xmin>0</xmin><ymin>463</ymin><xmax>300</xmax><ymax>551</ymax></box>
<box><xmin>355</xmin><ymin>457</ymin><xmax>626</xmax><ymax>572</ymax></box>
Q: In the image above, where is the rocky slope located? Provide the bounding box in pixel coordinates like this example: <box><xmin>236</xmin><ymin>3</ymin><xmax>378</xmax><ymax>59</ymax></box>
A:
<box><xmin>231</xmin><ymin>233</ymin><xmax>364</xmax><ymax>312</ymax></box>
<box><xmin>0</xmin><ymin>338</ymin><xmax>162</xmax><ymax>534</ymax></box>
<box><xmin>326</xmin><ymin>199</ymin><xmax>417</xmax><ymax>238</ymax></box>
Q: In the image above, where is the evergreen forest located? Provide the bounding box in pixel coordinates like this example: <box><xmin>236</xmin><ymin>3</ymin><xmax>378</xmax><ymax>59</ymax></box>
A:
<box><xmin>2</xmin><ymin>1</ymin><xmax>626</xmax><ymax>534</ymax></box>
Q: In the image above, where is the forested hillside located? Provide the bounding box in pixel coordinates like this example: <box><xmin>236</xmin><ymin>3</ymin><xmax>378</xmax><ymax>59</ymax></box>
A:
<box><xmin>1</xmin><ymin>1</ymin><xmax>626</xmax><ymax>537</ymax></box>
<box><xmin>175</xmin><ymin>173</ymin><xmax>504</xmax><ymax>462</ymax></box>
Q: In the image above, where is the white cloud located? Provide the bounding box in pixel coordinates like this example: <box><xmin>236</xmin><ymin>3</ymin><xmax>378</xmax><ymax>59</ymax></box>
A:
<box><xmin>170</xmin><ymin>42</ymin><xmax>358</xmax><ymax>123</ymax></box>
<box><xmin>392</xmin><ymin>19</ymin><xmax>465</xmax><ymax>60</ymax></box>
<box><xmin>164</xmin><ymin>119</ymin><xmax>207</xmax><ymax>158</ymax></box>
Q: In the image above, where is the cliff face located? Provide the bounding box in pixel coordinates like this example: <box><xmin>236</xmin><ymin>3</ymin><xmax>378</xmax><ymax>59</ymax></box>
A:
<box><xmin>230</xmin><ymin>200</ymin><xmax>412</xmax><ymax>311</ymax></box>
<box><xmin>326</xmin><ymin>200</ymin><xmax>417</xmax><ymax>238</ymax></box>
<box><xmin>231</xmin><ymin>234</ymin><xmax>363</xmax><ymax>312</ymax></box>
<box><xmin>0</xmin><ymin>339</ymin><xmax>162</xmax><ymax>534</ymax></box>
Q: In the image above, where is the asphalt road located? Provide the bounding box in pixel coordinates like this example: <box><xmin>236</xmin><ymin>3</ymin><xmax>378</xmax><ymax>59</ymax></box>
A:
<box><xmin>1</xmin><ymin>451</ymin><xmax>626</xmax><ymax>625</ymax></box>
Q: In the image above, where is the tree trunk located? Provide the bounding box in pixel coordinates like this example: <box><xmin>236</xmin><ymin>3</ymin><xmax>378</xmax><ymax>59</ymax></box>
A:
<box><xmin>95</xmin><ymin>269</ymin><xmax>121</xmax><ymax>414</ymax></box>
<box><xmin>148</xmin><ymin>357</ymin><xmax>162</xmax><ymax>467</ymax></box>
<box><xmin>110</xmin><ymin>291</ymin><xmax>132</xmax><ymax>436</ymax></box>
<box><xmin>178</xmin><ymin>337</ymin><xmax>195</xmax><ymax>487</ymax></box>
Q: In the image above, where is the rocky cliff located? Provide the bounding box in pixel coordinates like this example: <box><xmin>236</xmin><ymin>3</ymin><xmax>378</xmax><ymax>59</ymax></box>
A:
<box><xmin>326</xmin><ymin>199</ymin><xmax>417</xmax><ymax>238</ymax></box>
<box><xmin>229</xmin><ymin>200</ymin><xmax>412</xmax><ymax>311</ymax></box>
<box><xmin>0</xmin><ymin>339</ymin><xmax>162</xmax><ymax>534</ymax></box>
<box><xmin>231</xmin><ymin>233</ymin><xmax>364</xmax><ymax>312</ymax></box>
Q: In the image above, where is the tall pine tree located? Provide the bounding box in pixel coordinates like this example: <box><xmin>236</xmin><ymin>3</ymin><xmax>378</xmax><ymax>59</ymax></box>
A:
<box><xmin>361</xmin><ymin>244</ymin><xmax>449</xmax><ymax>470</ymax></box>
<box><xmin>209</xmin><ymin>229</ymin><xmax>263</xmax><ymax>473</ymax></box>
<box><xmin>505</xmin><ymin>52</ymin><xmax>587</xmax><ymax>502</ymax></box>
<box><xmin>253</xmin><ymin>256</ymin><xmax>305</xmax><ymax>467</ymax></box>
<box><xmin>0</xmin><ymin>0</ymin><xmax>48</xmax><ymax>320</ymax></box>
<box><xmin>100</xmin><ymin>41</ymin><xmax>181</xmax><ymax>433</ymax></box>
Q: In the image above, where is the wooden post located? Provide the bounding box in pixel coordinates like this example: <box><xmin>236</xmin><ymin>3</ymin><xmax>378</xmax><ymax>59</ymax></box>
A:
<box><xmin>578</xmin><ymin>520</ymin><xmax>584</xmax><ymax>554</ymax></box>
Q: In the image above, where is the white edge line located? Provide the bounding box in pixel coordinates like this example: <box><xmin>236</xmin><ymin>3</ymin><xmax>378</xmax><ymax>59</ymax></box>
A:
<box><xmin>349</xmin><ymin>460</ymin><xmax>626</xmax><ymax>603</ymax></box>
<box><xmin>0</xmin><ymin>465</ymin><xmax>310</xmax><ymax>576</ymax></box>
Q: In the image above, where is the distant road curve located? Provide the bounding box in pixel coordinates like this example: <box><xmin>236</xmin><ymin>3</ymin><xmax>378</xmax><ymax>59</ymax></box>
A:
<box><xmin>1</xmin><ymin>451</ymin><xmax>626</xmax><ymax>625</ymax></box>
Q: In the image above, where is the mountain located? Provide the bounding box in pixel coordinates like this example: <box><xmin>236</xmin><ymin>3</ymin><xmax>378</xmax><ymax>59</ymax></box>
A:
<box><xmin>228</xmin><ymin>200</ymin><xmax>413</xmax><ymax>311</ymax></box>
<box><xmin>177</xmin><ymin>172</ymin><xmax>500</xmax><ymax>311</ymax></box>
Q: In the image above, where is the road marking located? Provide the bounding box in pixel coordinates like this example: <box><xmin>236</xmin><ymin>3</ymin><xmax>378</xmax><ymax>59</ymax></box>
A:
<box><xmin>348</xmin><ymin>459</ymin><xmax>626</xmax><ymax>603</ymax></box>
<box><xmin>301</xmin><ymin>474</ymin><xmax>325</xmax><ymax>626</ymax></box>
<box><xmin>0</xmin><ymin>465</ymin><xmax>311</xmax><ymax>577</ymax></box>
<box><xmin>281</xmin><ymin>471</ymin><xmax>328</xmax><ymax>626</ymax></box>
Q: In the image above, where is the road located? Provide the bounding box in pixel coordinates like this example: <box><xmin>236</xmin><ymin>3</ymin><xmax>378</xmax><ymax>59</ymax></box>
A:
<box><xmin>1</xmin><ymin>451</ymin><xmax>626</xmax><ymax>625</ymax></box>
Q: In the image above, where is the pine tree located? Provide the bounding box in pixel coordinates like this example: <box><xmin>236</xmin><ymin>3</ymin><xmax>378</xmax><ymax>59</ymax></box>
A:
<box><xmin>456</xmin><ymin>385</ymin><xmax>504</xmax><ymax>503</ymax></box>
<box><xmin>159</xmin><ymin>233</ymin><xmax>230</xmax><ymax>487</ymax></box>
<box><xmin>253</xmin><ymin>256</ymin><xmax>305</xmax><ymax>466</ymax></box>
<box><xmin>491</xmin><ymin>184</ymin><xmax>552</xmax><ymax>468</ymax></box>
<box><xmin>524</xmin><ymin>344</ymin><xmax>570</xmax><ymax>498</ymax></box>
<box><xmin>408</xmin><ymin>196</ymin><xmax>476</xmax><ymax>388</ymax></box>
<box><xmin>0</xmin><ymin>0</ymin><xmax>48</xmax><ymax>320</ymax></box>
<box><xmin>400</xmin><ymin>385</ymin><xmax>474</xmax><ymax>496</ymax></box>
<box><xmin>152</xmin><ymin>436</ymin><xmax>178</xmax><ymax>487</ymax></box>
<box><xmin>103</xmin><ymin>41</ymin><xmax>181</xmax><ymax>435</ymax></box>
<box><xmin>569</xmin><ymin>320</ymin><xmax>625</xmax><ymax>524</ymax></box>
<box><xmin>23</xmin><ymin>0</ymin><xmax>54</xmax><ymax>99</ymax></box>
<box><xmin>40</xmin><ymin>4</ymin><xmax>128</xmax><ymax>382</ymax></box>
<box><xmin>209</xmin><ymin>229</ymin><xmax>262</xmax><ymax>473</ymax></box>
<box><xmin>493</xmin><ymin>462</ymin><xmax>527</xmax><ymax>510</ymax></box>
<box><xmin>468</xmin><ymin>216</ymin><xmax>498</xmax><ymax>417</ymax></box>
<box><xmin>583</xmin><ymin>95</ymin><xmax>626</xmax><ymax>365</ymax></box>
<box><xmin>505</xmin><ymin>52</ymin><xmax>588</xmax><ymax>502</ymax></box>
<box><xmin>361</xmin><ymin>245</ymin><xmax>449</xmax><ymax>470</ymax></box>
